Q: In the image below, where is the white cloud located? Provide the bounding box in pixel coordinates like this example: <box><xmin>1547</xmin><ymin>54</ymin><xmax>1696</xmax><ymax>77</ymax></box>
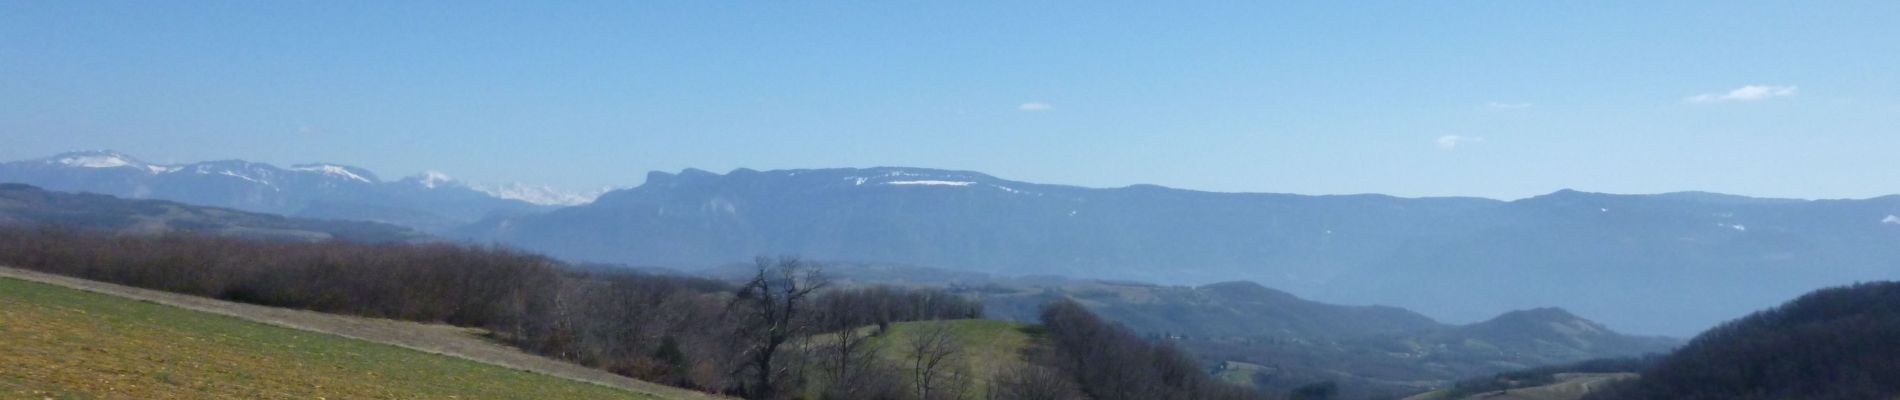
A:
<box><xmin>1685</xmin><ymin>85</ymin><xmax>1798</xmax><ymax>103</ymax></box>
<box><xmin>1486</xmin><ymin>102</ymin><xmax>1533</xmax><ymax>109</ymax></box>
<box><xmin>1436</xmin><ymin>135</ymin><xmax>1483</xmax><ymax>150</ymax></box>
<box><xmin>1017</xmin><ymin>102</ymin><xmax>1052</xmax><ymax>111</ymax></box>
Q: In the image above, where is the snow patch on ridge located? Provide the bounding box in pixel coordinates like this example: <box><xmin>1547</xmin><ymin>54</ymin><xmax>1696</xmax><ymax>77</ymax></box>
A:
<box><xmin>473</xmin><ymin>183</ymin><xmax>604</xmax><ymax>206</ymax></box>
<box><xmin>405</xmin><ymin>169</ymin><xmax>602</xmax><ymax>206</ymax></box>
<box><xmin>291</xmin><ymin>164</ymin><xmax>373</xmax><ymax>183</ymax></box>
<box><xmin>991</xmin><ymin>184</ymin><xmax>1030</xmax><ymax>194</ymax></box>
<box><xmin>884</xmin><ymin>180</ymin><xmax>976</xmax><ymax>186</ymax></box>
<box><xmin>58</xmin><ymin>154</ymin><xmax>133</xmax><ymax>168</ymax></box>
<box><xmin>415</xmin><ymin>170</ymin><xmax>456</xmax><ymax>188</ymax></box>
<box><xmin>51</xmin><ymin>151</ymin><xmax>176</xmax><ymax>174</ymax></box>
<box><xmin>217</xmin><ymin>171</ymin><xmax>273</xmax><ymax>187</ymax></box>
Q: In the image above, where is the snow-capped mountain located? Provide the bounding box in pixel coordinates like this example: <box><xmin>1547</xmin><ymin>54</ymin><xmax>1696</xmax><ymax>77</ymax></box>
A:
<box><xmin>0</xmin><ymin>151</ymin><xmax>582</xmax><ymax>233</ymax></box>
<box><xmin>394</xmin><ymin>170</ymin><xmax>603</xmax><ymax>206</ymax></box>
<box><xmin>472</xmin><ymin>182</ymin><xmax>607</xmax><ymax>206</ymax></box>
<box><xmin>47</xmin><ymin>151</ymin><xmax>178</xmax><ymax>173</ymax></box>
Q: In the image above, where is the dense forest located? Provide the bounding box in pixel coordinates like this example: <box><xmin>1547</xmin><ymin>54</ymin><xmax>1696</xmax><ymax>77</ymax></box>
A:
<box><xmin>1582</xmin><ymin>281</ymin><xmax>1900</xmax><ymax>400</ymax></box>
<box><xmin>1033</xmin><ymin>298</ymin><xmax>1265</xmax><ymax>400</ymax></box>
<box><xmin>0</xmin><ymin>226</ymin><xmax>1261</xmax><ymax>399</ymax></box>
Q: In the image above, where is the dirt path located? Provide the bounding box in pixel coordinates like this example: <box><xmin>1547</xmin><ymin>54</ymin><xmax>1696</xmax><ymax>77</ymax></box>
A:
<box><xmin>0</xmin><ymin>265</ymin><xmax>726</xmax><ymax>400</ymax></box>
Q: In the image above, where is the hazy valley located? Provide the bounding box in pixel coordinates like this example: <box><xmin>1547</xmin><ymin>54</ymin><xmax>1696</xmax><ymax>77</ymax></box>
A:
<box><xmin>13</xmin><ymin>153</ymin><xmax>1899</xmax><ymax>337</ymax></box>
<box><xmin>11</xmin><ymin>150</ymin><xmax>1900</xmax><ymax>398</ymax></box>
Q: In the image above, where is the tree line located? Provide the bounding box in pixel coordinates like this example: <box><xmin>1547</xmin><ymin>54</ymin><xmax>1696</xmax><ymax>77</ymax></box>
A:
<box><xmin>1028</xmin><ymin>299</ymin><xmax>1268</xmax><ymax>400</ymax></box>
<box><xmin>0</xmin><ymin>227</ymin><xmax>979</xmax><ymax>398</ymax></box>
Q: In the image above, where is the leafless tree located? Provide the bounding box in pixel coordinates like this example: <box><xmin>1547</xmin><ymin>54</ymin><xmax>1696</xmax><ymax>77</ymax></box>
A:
<box><xmin>987</xmin><ymin>362</ymin><xmax>1086</xmax><ymax>400</ymax></box>
<box><xmin>907</xmin><ymin>321</ymin><xmax>966</xmax><ymax>400</ymax></box>
<box><xmin>729</xmin><ymin>256</ymin><xmax>828</xmax><ymax>400</ymax></box>
<box><xmin>0</xmin><ymin>228</ymin><xmax>1017</xmax><ymax>398</ymax></box>
<box><xmin>819</xmin><ymin>324</ymin><xmax>885</xmax><ymax>397</ymax></box>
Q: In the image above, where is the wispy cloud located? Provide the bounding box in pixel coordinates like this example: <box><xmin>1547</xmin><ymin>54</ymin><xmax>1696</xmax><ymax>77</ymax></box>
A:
<box><xmin>1685</xmin><ymin>85</ymin><xmax>1798</xmax><ymax>103</ymax></box>
<box><xmin>1017</xmin><ymin>102</ymin><xmax>1052</xmax><ymax>111</ymax></box>
<box><xmin>1436</xmin><ymin>135</ymin><xmax>1483</xmax><ymax>150</ymax></box>
<box><xmin>1486</xmin><ymin>102</ymin><xmax>1533</xmax><ymax>109</ymax></box>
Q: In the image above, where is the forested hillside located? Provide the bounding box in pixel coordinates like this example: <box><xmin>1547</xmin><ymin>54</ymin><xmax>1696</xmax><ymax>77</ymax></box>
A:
<box><xmin>1585</xmin><ymin>281</ymin><xmax>1900</xmax><ymax>399</ymax></box>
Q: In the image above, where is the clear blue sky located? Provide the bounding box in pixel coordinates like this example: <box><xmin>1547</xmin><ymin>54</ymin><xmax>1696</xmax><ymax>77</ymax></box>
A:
<box><xmin>4</xmin><ymin>1</ymin><xmax>1897</xmax><ymax>199</ymax></box>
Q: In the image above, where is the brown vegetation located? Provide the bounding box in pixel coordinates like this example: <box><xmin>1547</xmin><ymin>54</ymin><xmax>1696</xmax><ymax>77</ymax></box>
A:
<box><xmin>0</xmin><ymin>226</ymin><xmax>991</xmax><ymax>399</ymax></box>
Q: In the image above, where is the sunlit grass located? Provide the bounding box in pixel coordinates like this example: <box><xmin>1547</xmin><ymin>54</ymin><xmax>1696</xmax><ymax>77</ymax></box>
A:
<box><xmin>0</xmin><ymin>277</ymin><xmax>654</xmax><ymax>399</ymax></box>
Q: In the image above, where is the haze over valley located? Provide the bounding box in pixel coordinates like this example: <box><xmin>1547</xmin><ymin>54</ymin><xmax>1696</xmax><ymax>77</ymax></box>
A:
<box><xmin>10</xmin><ymin>151</ymin><xmax>1900</xmax><ymax>337</ymax></box>
<box><xmin>8</xmin><ymin>2</ymin><xmax>1900</xmax><ymax>399</ymax></box>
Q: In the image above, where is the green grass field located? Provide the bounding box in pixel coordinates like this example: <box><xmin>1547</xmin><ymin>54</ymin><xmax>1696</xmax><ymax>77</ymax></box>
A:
<box><xmin>866</xmin><ymin>319</ymin><xmax>1038</xmax><ymax>396</ymax></box>
<box><xmin>1214</xmin><ymin>360</ymin><xmax>1271</xmax><ymax>387</ymax></box>
<box><xmin>0</xmin><ymin>277</ymin><xmax>655</xmax><ymax>400</ymax></box>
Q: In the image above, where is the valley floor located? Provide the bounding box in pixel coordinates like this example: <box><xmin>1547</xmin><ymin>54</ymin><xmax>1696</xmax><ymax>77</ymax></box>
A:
<box><xmin>0</xmin><ymin>266</ymin><xmax>721</xmax><ymax>400</ymax></box>
<box><xmin>1404</xmin><ymin>373</ymin><xmax>1636</xmax><ymax>400</ymax></box>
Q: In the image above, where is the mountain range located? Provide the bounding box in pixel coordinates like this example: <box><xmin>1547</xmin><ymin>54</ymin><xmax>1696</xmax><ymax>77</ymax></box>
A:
<box><xmin>8</xmin><ymin>153</ymin><xmax>1900</xmax><ymax>336</ymax></box>
<box><xmin>0</xmin><ymin>151</ymin><xmax>600</xmax><ymax>233</ymax></box>
<box><xmin>463</xmin><ymin>167</ymin><xmax>1900</xmax><ymax>336</ymax></box>
<box><xmin>0</xmin><ymin>183</ymin><xmax>423</xmax><ymax>242</ymax></box>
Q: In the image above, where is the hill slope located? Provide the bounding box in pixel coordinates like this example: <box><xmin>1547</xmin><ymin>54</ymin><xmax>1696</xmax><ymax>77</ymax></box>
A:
<box><xmin>0</xmin><ymin>266</ymin><xmax>722</xmax><ymax>399</ymax></box>
<box><xmin>0</xmin><ymin>276</ymin><xmax>659</xmax><ymax>399</ymax></box>
<box><xmin>1587</xmin><ymin>281</ymin><xmax>1900</xmax><ymax>399</ymax></box>
<box><xmin>959</xmin><ymin>277</ymin><xmax>1673</xmax><ymax>398</ymax></box>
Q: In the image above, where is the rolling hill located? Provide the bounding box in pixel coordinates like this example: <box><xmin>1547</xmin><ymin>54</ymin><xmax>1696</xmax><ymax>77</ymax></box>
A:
<box><xmin>1584</xmin><ymin>281</ymin><xmax>1900</xmax><ymax>399</ymax></box>
<box><xmin>959</xmin><ymin>277</ymin><xmax>1673</xmax><ymax>398</ymax></box>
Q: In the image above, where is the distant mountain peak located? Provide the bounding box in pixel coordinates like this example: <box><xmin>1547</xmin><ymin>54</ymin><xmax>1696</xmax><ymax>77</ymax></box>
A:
<box><xmin>1493</xmin><ymin>307</ymin><xmax>1583</xmax><ymax>321</ymax></box>
<box><xmin>1526</xmin><ymin>188</ymin><xmax>1597</xmax><ymax>200</ymax></box>
<box><xmin>1471</xmin><ymin>307</ymin><xmax>1615</xmax><ymax>337</ymax></box>
<box><xmin>2</xmin><ymin>151</ymin><xmax>574</xmax><ymax>233</ymax></box>
<box><xmin>1197</xmin><ymin>280</ymin><xmax>1303</xmax><ymax>302</ymax></box>
<box><xmin>392</xmin><ymin>169</ymin><xmax>601</xmax><ymax>206</ymax></box>
<box><xmin>403</xmin><ymin>170</ymin><xmax>460</xmax><ymax>189</ymax></box>
<box><xmin>290</xmin><ymin>163</ymin><xmax>380</xmax><ymax>183</ymax></box>
<box><xmin>43</xmin><ymin>150</ymin><xmax>175</xmax><ymax>174</ymax></box>
<box><xmin>679</xmin><ymin>168</ymin><xmax>718</xmax><ymax>178</ymax></box>
<box><xmin>1654</xmin><ymin>191</ymin><xmax>1804</xmax><ymax>205</ymax></box>
<box><xmin>471</xmin><ymin>182</ymin><xmax>602</xmax><ymax>206</ymax></box>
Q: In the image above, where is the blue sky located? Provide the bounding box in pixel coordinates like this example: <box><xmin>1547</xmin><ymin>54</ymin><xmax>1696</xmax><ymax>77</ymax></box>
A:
<box><xmin>3</xmin><ymin>1</ymin><xmax>1897</xmax><ymax>199</ymax></box>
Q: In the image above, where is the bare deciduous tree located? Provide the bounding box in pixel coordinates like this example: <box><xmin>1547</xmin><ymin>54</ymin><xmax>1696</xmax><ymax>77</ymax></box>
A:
<box><xmin>908</xmin><ymin>321</ymin><xmax>966</xmax><ymax>400</ymax></box>
<box><xmin>988</xmin><ymin>361</ymin><xmax>1086</xmax><ymax>400</ymax></box>
<box><xmin>729</xmin><ymin>256</ymin><xmax>828</xmax><ymax>400</ymax></box>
